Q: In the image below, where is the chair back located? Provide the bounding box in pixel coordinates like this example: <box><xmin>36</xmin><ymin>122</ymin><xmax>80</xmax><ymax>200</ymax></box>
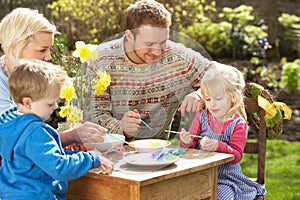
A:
<box><xmin>244</xmin><ymin>96</ymin><xmax>267</xmax><ymax>185</ymax></box>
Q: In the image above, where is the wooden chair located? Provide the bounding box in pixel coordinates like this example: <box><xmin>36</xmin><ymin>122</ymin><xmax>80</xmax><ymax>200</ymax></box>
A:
<box><xmin>244</xmin><ymin>96</ymin><xmax>267</xmax><ymax>186</ymax></box>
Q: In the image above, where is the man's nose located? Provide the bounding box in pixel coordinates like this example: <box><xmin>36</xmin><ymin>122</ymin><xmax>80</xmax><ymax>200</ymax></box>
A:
<box><xmin>150</xmin><ymin>47</ymin><xmax>162</xmax><ymax>56</ymax></box>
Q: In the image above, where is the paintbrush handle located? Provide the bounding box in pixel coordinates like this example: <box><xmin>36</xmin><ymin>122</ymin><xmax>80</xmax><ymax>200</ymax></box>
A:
<box><xmin>126</xmin><ymin>107</ymin><xmax>154</xmax><ymax>132</ymax></box>
<box><xmin>139</xmin><ymin>119</ymin><xmax>154</xmax><ymax>131</ymax></box>
<box><xmin>164</xmin><ymin>130</ymin><xmax>203</xmax><ymax>138</ymax></box>
<box><xmin>106</xmin><ymin>133</ymin><xmax>130</xmax><ymax>145</ymax></box>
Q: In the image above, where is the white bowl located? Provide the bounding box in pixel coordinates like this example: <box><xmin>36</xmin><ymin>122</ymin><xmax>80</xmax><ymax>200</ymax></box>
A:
<box><xmin>129</xmin><ymin>139</ymin><xmax>171</xmax><ymax>153</ymax></box>
<box><xmin>84</xmin><ymin>134</ymin><xmax>125</xmax><ymax>152</ymax></box>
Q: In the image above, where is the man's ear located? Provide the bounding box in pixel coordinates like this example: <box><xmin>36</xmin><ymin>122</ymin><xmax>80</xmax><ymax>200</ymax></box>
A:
<box><xmin>125</xmin><ymin>30</ymin><xmax>134</xmax><ymax>42</ymax></box>
<box><xmin>22</xmin><ymin>97</ymin><xmax>32</xmax><ymax>110</ymax></box>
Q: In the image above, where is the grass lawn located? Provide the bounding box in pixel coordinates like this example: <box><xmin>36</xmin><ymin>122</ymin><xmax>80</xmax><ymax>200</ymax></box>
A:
<box><xmin>240</xmin><ymin>139</ymin><xmax>300</xmax><ymax>200</ymax></box>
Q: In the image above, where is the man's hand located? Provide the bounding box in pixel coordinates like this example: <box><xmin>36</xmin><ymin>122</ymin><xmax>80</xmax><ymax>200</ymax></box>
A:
<box><xmin>120</xmin><ymin>109</ymin><xmax>141</xmax><ymax>138</ymax></box>
<box><xmin>178</xmin><ymin>91</ymin><xmax>204</xmax><ymax>116</ymax></box>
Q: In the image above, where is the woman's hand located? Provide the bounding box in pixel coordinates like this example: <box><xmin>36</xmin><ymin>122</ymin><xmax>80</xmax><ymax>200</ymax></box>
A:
<box><xmin>120</xmin><ymin>109</ymin><xmax>141</xmax><ymax>138</ymax></box>
<box><xmin>60</xmin><ymin>122</ymin><xmax>108</xmax><ymax>147</ymax></box>
<box><xmin>200</xmin><ymin>136</ymin><xmax>218</xmax><ymax>151</ymax></box>
<box><xmin>75</xmin><ymin>122</ymin><xmax>108</xmax><ymax>144</ymax></box>
<box><xmin>179</xmin><ymin>128</ymin><xmax>192</xmax><ymax>146</ymax></box>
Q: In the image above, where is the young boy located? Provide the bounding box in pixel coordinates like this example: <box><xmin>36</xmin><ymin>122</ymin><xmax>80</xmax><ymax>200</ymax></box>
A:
<box><xmin>0</xmin><ymin>59</ymin><xmax>114</xmax><ymax>200</ymax></box>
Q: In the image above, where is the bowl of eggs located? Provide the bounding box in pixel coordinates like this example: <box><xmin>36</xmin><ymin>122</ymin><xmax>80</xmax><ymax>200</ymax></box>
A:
<box><xmin>84</xmin><ymin>134</ymin><xmax>125</xmax><ymax>152</ymax></box>
<box><xmin>129</xmin><ymin>139</ymin><xmax>171</xmax><ymax>153</ymax></box>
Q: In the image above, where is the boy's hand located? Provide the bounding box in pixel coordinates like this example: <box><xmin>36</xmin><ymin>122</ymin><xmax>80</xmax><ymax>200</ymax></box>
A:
<box><xmin>98</xmin><ymin>154</ymin><xmax>114</xmax><ymax>175</ymax></box>
<box><xmin>179</xmin><ymin>128</ymin><xmax>192</xmax><ymax>145</ymax></box>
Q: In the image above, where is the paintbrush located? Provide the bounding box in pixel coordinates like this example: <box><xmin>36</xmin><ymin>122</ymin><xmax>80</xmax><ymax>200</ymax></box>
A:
<box><xmin>106</xmin><ymin>133</ymin><xmax>130</xmax><ymax>145</ymax></box>
<box><xmin>164</xmin><ymin>130</ymin><xmax>203</xmax><ymax>138</ymax></box>
<box><xmin>126</xmin><ymin>108</ymin><xmax>154</xmax><ymax>132</ymax></box>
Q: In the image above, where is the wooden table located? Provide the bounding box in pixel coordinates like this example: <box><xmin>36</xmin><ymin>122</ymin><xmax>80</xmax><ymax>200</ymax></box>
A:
<box><xmin>67</xmin><ymin>146</ymin><xmax>233</xmax><ymax>200</ymax></box>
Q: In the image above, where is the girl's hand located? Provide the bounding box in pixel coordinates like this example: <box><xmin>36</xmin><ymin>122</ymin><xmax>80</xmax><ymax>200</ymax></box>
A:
<box><xmin>98</xmin><ymin>154</ymin><xmax>114</xmax><ymax>175</ymax></box>
<box><xmin>200</xmin><ymin>136</ymin><xmax>218</xmax><ymax>151</ymax></box>
<box><xmin>179</xmin><ymin>128</ymin><xmax>192</xmax><ymax>145</ymax></box>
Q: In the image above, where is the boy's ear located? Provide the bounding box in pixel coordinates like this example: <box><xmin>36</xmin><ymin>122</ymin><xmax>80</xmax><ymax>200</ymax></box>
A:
<box><xmin>22</xmin><ymin>97</ymin><xmax>32</xmax><ymax>110</ymax></box>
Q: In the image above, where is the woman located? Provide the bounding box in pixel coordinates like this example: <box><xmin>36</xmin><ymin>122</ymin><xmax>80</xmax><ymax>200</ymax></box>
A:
<box><xmin>0</xmin><ymin>8</ymin><xmax>107</xmax><ymax>148</ymax></box>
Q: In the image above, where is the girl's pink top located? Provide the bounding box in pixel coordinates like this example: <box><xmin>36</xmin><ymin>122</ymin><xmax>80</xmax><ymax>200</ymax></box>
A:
<box><xmin>181</xmin><ymin>111</ymin><xmax>247</xmax><ymax>164</ymax></box>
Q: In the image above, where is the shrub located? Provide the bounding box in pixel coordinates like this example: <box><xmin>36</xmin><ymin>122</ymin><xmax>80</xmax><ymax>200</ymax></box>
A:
<box><xmin>180</xmin><ymin>5</ymin><xmax>269</xmax><ymax>59</ymax></box>
<box><xmin>278</xmin><ymin>13</ymin><xmax>300</xmax><ymax>60</ymax></box>
<box><xmin>279</xmin><ymin>58</ymin><xmax>300</xmax><ymax>93</ymax></box>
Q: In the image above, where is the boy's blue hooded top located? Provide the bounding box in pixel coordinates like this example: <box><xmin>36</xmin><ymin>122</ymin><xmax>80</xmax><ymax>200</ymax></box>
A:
<box><xmin>0</xmin><ymin>111</ymin><xmax>101</xmax><ymax>200</ymax></box>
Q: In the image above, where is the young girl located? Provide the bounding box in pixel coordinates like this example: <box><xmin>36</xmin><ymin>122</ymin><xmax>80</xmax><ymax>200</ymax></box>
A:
<box><xmin>179</xmin><ymin>62</ymin><xmax>266</xmax><ymax>199</ymax></box>
<box><xmin>0</xmin><ymin>59</ymin><xmax>114</xmax><ymax>199</ymax></box>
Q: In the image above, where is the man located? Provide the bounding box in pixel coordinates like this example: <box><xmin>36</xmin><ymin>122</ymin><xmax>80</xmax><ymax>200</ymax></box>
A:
<box><xmin>90</xmin><ymin>0</ymin><xmax>211</xmax><ymax>140</ymax></box>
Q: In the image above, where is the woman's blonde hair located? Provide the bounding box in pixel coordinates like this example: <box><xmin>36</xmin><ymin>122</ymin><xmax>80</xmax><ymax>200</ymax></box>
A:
<box><xmin>0</xmin><ymin>8</ymin><xmax>56</xmax><ymax>65</ymax></box>
<box><xmin>200</xmin><ymin>62</ymin><xmax>247</xmax><ymax>120</ymax></box>
<box><xmin>8</xmin><ymin>59</ymin><xmax>68</xmax><ymax>104</ymax></box>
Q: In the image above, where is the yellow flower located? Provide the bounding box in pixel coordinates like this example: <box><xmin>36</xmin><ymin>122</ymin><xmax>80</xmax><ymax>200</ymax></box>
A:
<box><xmin>72</xmin><ymin>41</ymin><xmax>98</xmax><ymax>64</ymax></box>
<box><xmin>92</xmin><ymin>70</ymin><xmax>111</xmax><ymax>96</ymax></box>
<box><xmin>59</xmin><ymin>104</ymin><xmax>82</xmax><ymax>126</ymax></box>
<box><xmin>59</xmin><ymin>105</ymin><xmax>71</xmax><ymax>118</ymax></box>
<box><xmin>60</xmin><ymin>85</ymin><xmax>76</xmax><ymax>104</ymax></box>
<box><xmin>58</xmin><ymin>40</ymin><xmax>109</xmax><ymax>128</ymax></box>
<box><xmin>68</xmin><ymin>105</ymin><xmax>83</xmax><ymax>126</ymax></box>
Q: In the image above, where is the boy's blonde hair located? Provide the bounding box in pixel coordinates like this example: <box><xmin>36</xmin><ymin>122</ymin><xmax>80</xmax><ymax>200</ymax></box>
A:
<box><xmin>0</xmin><ymin>8</ymin><xmax>56</xmax><ymax>65</ymax></box>
<box><xmin>200</xmin><ymin>62</ymin><xmax>247</xmax><ymax>120</ymax></box>
<box><xmin>8</xmin><ymin>59</ymin><xmax>68</xmax><ymax>104</ymax></box>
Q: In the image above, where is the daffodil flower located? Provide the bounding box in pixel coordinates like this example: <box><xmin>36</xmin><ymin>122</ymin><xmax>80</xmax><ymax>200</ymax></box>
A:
<box><xmin>60</xmin><ymin>85</ymin><xmax>76</xmax><ymax>104</ymax></box>
<box><xmin>92</xmin><ymin>70</ymin><xmax>111</xmax><ymax>96</ymax></box>
<box><xmin>72</xmin><ymin>41</ymin><xmax>98</xmax><ymax>64</ymax></box>
<box><xmin>59</xmin><ymin>105</ymin><xmax>71</xmax><ymax>118</ymax></box>
<box><xmin>67</xmin><ymin>105</ymin><xmax>83</xmax><ymax>126</ymax></box>
<box><xmin>58</xmin><ymin>41</ymin><xmax>110</xmax><ymax>128</ymax></box>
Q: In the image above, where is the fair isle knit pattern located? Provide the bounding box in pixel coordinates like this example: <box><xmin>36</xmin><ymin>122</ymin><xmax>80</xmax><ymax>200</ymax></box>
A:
<box><xmin>89</xmin><ymin>36</ymin><xmax>211</xmax><ymax>139</ymax></box>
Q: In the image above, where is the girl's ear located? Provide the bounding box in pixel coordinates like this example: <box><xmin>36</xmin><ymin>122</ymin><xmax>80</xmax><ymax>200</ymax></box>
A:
<box><xmin>231</xmin><ymin>91</ymin><xmax>240</xmax><ymax>103</ymax></box>
<box><xmin>231</xmin><ymin>95</ymin><xmax>235</xmax><ymax>103</ymax></box>
<box><xmin>125</xmin><ymin>30</ymin><xmax>134</xmax><ymax>42</ymax></box>
<box><xmin>22</xmin><ymin>97</ymin><xmax>32</xmax><ymax>110</ymax></box>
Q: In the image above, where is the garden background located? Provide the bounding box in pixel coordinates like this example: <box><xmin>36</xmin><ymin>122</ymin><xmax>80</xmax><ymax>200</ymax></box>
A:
<box><xmin>0</xmin><ymin>0</ymin><xmax>299</xmax><ymax>199</ymax></box>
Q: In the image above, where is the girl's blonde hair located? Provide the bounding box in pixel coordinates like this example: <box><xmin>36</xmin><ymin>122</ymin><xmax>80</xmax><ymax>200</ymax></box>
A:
<box><xmin>200</xmin><ymin>62</ymin><xmax>247</xmax><ymax>120</ymax></box>
<box><xmin>0</xmin><ymin>8</ymin><xmax>56</xmax><ymax>65</ymax></box>
<box><xmin>8</xmin><ymin>59</ymin><xmax>68</xmax><ymax>104</ymax></box>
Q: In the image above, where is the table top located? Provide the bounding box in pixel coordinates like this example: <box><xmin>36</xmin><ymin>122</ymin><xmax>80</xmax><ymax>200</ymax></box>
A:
<box><xmin>87</xmin><ymin>146</ymin><xmax>234</xmax><ymax>186</ymax></box>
